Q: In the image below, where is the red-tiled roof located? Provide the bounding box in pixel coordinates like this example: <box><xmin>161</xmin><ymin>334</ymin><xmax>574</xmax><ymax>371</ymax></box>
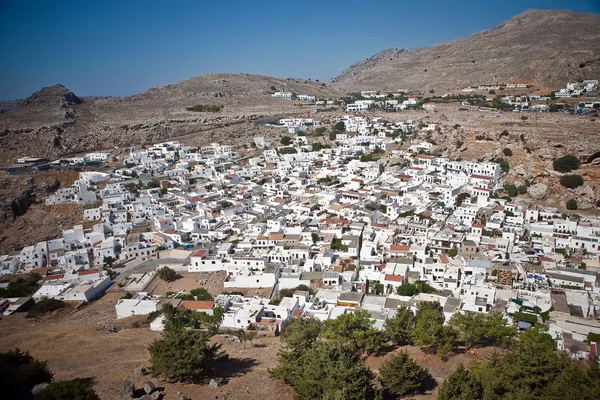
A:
<box><xmin>472</xmin><ymin>223</ymin><xmax>484</xmax><ymax>228</ymax></box>
<box><xmin>440</xmin><ymin>255</ymin><xmax>449</xmax><ymax>264</ymax></box>
<box><xmin>163</xmin><ymin>229</ymin><xmax>176</xmax><ymax>234</ymax></box>
<box><xmin>471</xmin><ymin>174</ymin><xmax>492</xmax><ymax>180</ymax></box>
<box><xmin>390</xmin><ymin>245</ymin><xmax>410</xmax><ymax>252</ymax></box>
<box><xmin>192</xmin><ymin>249</ymin><xmax>207</xmax><ymax>258</ymax></box>
<box><xmin>292</xmin><ymin>309</ymin><xmax>302</xmax><ymax>318</ymax></box>
<box><xmin>31</xmin><ymin>267</ymin><xmax>51</xmax><ymax>275</ymax></box>
<box><xmin>44</xmin><ymin>274</ymin><xmax>63</xmax><ymax>281</ymax></box>
<box><xmin>384</xmin><ymin>274</ymin><xmax>403</xmax><ymax>282</ymax></box>
<box><xmin>78</xmin><ymin>269</ymin><xmax>100</xmax><ymax>276</ymax></box>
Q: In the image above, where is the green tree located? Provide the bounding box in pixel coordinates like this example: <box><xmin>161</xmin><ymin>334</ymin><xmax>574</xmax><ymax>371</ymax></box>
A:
<box><xmin>397</xmin><ymin>283</ymin><xmax>419</xmax><ymax>296</ymax></box>
<box><xmin>493</xmin><ymin>157</ymin><xmax>510</xmax><ymax>173</ymax></box>
<box><xmin>378</xmin><ymin>351</ymin><xmax>436</xmax><ymax>397</ymax></box>
<box><xmin>280</xmin><ymin>317</ymin><xmax>322</xmax><ymax>350</ymax></box>
<box><xmin>566</xmin><ymin>199</ymin><xmax>578</xmax><ymax>210</ymax></box>
<box><xmin>149</xmin><ymin>304</ymin><xmax>225</xmax><ymax>382</ymax></box>
<box><xmin>411</xmin><ymin>302</ymin><xmax>456</xmax><ymax>358</ymax></box>
<box><xmin>311</xmin><ymin>232</ymin><xmax>319</xmax><ymax>244</ymax></box>
<box><xmin>35</xmin><ymin>381</ymin><xmax>99</xmax><ymax>400</ymax></box>
<box><xmin>448</xmin><ymin>311</ymin><xmax>514</xmax><ymax>349</ymax></box>
<box><xmin>321</xmin><ymin>310</ymin><xmax>384</xmax><ymax>355</ymax></box>
<box><xmin>384</xmin><ymin>306</ymin><xmax>415</xmax><ymax>346</ymax></box>
<box><xmin>315</xmin><ymin>126</ymin><xmax>327</xmax><ymax>136</ymax></box>
<box><xmin>448</xmin><ymin>247</ymin><xmax>458</xmax><ymax>257</ymax></box>
<box><xmin>190</xmin><ymin>287</ymin><xmax>213</xmax><ymax>301</ymax></box>
<box><xmin>504</xmin><ymin>183</ymin><xmax>518</xmax><ymax>197</ymax></box>
<box><xmin>332</xmin><ymin>121</ymin><xmax>346</xmax><ymax>133</ymax></box>
<box><xmin>0</xmin><ymin>348</ymin><xmax>53</xmax><ymax>399</ymax></box>
<box><xmin>156</xmin><ymin>266</ymin><xmax>177</xmax><ymax>282</ymax></box>
<box><xmin>455</xmin><ymin>330</ymin><xmax>600</xmax><ymax>399</ymax></box>
<box><xmin>396</xmin><ymin>282</ymin><xmax>436</xmax><ymax>297</ymax></box>
<box><xmin>553</xmin><ymin>155</ymin><xmax>580</xmax><ymax>172</ymax></box>
<box><xmin>437</xmin><ymin>364</ymin><xmax>483</xmax><ymax>400</ymax></box>
<box><xmin>270</xmin><ymin>343</ymin><xmax>377</xmax><ymax>400</ymax></box>
<box><xmin>280</xmin><ymin>136</ymin><xmax>292</xmax><ymax>146</ymax></box>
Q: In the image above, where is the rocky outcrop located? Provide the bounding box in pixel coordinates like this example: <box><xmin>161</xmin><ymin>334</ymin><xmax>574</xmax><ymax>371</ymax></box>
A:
<box><xmin>0</xmin><ymin>190</ymin><xmax>35</xmax><ymax>223</ymax></box>
<box><xmin>527</xmin><ymin>183</ymin><xmax>549</xmax><ymax>200</ymax></box>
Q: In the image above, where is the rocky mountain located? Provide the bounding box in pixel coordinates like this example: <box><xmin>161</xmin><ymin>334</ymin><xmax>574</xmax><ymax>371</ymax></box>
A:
<box><xmin>332</xmin><ymin>9</ymin><xmax>600</xmax><ymax>92</ymax></box>
<box><xmin>0</xmin><ymin>74</ymin><xmax>342</xmax><ymax>166</ymax></box>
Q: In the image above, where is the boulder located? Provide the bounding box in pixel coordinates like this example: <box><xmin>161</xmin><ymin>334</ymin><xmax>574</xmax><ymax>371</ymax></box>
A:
<box><xmin>209</xmin><ymin>378</ymin><xmax>223</xmax><ymax>388</ymax></box>
<box><xmin>142</xmin><ymin>381</ymin><xmax>155</xmax><ymax>394</ymax></box>
<box><xmin>121</xmin><ymin>380</ymin><xmax>135</xmax><ymax>398</ymax></box>
<box><xmin>150</xmin><ymin>391</ymin><xmax>164</xmax><ymax>400</ymax></box>
<box><xmin>31</xmin><ymin>382</ymin><xmax>50</xmax><ymax>395</ymax></box>
<box><xmin>134</xmin><ymin>366</ymin><xmax>148</xmax><ymax>375</ymax></box>
<box><xmin>527</xmin><ymin>183</ymin><xmax>549</xmax><ymax>200</ymax></box>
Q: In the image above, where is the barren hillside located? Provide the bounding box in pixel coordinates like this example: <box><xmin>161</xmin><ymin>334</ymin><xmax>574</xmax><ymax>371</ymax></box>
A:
<box><xmin>0</xmin><ymin>74</ymin><xmax>342</xmax><ymax>166</ymax></box>
<box><xmin>332</xmin><ymin>9</ymin><xmax>600</xmax><ymax>92</ymax></box>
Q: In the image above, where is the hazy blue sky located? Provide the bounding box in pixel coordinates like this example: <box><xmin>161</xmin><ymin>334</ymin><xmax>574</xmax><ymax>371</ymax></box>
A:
<box><xmin>0</xmin><ymin>0</ymin><xmax>598</xmax><ymax>100</ymax></box>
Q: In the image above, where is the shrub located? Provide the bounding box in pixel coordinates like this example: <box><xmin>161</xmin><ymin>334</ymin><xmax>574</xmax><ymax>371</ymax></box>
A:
<box><xmin>156</xmin><ymin>267</ymin><xmax>177</xmax><ymax>282</ymax></box>
<box><xmin>27</xmin><ymin>299</ymin><xmax>65</xmax><ymax>318</ymax></box>
<box><xmin>504</xmin><ymin>183</ymin><xmax>518</xmax><ymax>197</ymax></box>
<box><xmin>36</xmin><ymin>380</ymin><xmax>100</xmax><ymax>400</ymax></box>
<box><xmin>502</xmin><ymin>148</ymin><xmax>513</xmax><ymax>156</ymax></box>
<box><xmin>190</xmin><ymin>288</ymin><xmax>213</xmax><ymax>301</ymax></box>
<box><xmin>566</xmin><ymin>199</ymin><xmax>578</xmax><ymax>210</ymax></box>
<box><xmin>186</xmin><ymin>104</ymin><xmax>223</xmax><ymax>112</ymax></box>
<box><xmin>0</xmin><ymin>349</ymin><xmax>53</xmax><ymax>398</ymax></box>
<box><xmin>448</xmin><ymin>247</ymin><xmax>458</xmax><ymax>257</ymax></box>
<box><xmin>493</xmin><ymin>157</ymin><xmax>510</xmax><ymax>173</ymax></box>
<box><xmin>0</xmin><ymin>273</ymin><xmax>42</xmax><ymax>298</ymax></box>
<box><xmin>559</xmin><ymin>174</ymin><xmax>584</xmax><ymax>189</ymax></box>
<box><xmin>553</xmin><ymin>155</ymin><xmax>580</xmax><ymax>172</ymax></box>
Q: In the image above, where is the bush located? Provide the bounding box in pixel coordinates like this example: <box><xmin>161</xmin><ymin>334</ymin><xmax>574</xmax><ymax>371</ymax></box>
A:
<box><xmin>280</xmin><ymin>136</ymin><xmax>292</xmax><ymax>146</ymax></box>
<box><xmin>559</xmin><ymin>174</ymin><xmax>584</xmax><ymax>188</ymax></box>
<box><xmin>36</xmin><ymin>380</ymin><xmax>99</xmax><ymax>400</ymax></box>
<box><xmin>0</xmin><ymin>348</ymin><xmax>53</xmax><ymax>399</ymax></box>
<box><xmin>502</xmin><ymin>148</ymin><xmax>513</xmax><ymax>156</ymax></box>
<box><xmin>553</xmin><ymin>155</ymin><xmax>580</xmax><ymax>172</ymax></box>
<box><xmin>493</xmin><ymin>157</ymin><xmax>510</xmax><ymax>173</ymax></box>
<box><xmin>190</xmin><ymin>288</ymin><xmax>213</xmax><ymax>301</ymax></box>
<box><xmin>448</xmin><ymin>247</ymin><xmax>458</xmax><ymax>257</ymax></box>
<box><xmin>186</xmin><ymin>104</ymin><xmax>223</xmax><ymax>112</ymax></box>
<box><xmin>566</xmin><ymin>199</ymin><xmax>578</xmax><ymax>210</ymax></box>
<box><xmin>504</xmin><ymin>183</ymin><xmax>518</xmax><ymax>197</ymax></box>
<box><xmin>0</xmin><ymin>273</ymin><xmax>42</xmax><ymax>298</ymax></box>
<box><xmin>27</xmin><ymin>299</ymin><xmax>65</xmax><ymax>318</ymax></box>
<box><xmin>156</xmin><ymin>267</ymin><xmax>177</xmax><ymax>282</ymax></box>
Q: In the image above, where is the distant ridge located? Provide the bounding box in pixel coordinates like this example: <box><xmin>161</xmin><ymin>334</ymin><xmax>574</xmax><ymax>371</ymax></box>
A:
<box><xmin>331</xmin><ymin>9</ymin><xmax>600</xmax><ymax>92</ymax></box>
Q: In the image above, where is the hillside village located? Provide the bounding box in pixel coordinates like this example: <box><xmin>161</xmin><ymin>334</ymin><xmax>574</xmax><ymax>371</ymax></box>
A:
<box><xmin>2</xmin><ymin>83</ymin><xmax>600</xmax><ymax>368</ymax></box>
